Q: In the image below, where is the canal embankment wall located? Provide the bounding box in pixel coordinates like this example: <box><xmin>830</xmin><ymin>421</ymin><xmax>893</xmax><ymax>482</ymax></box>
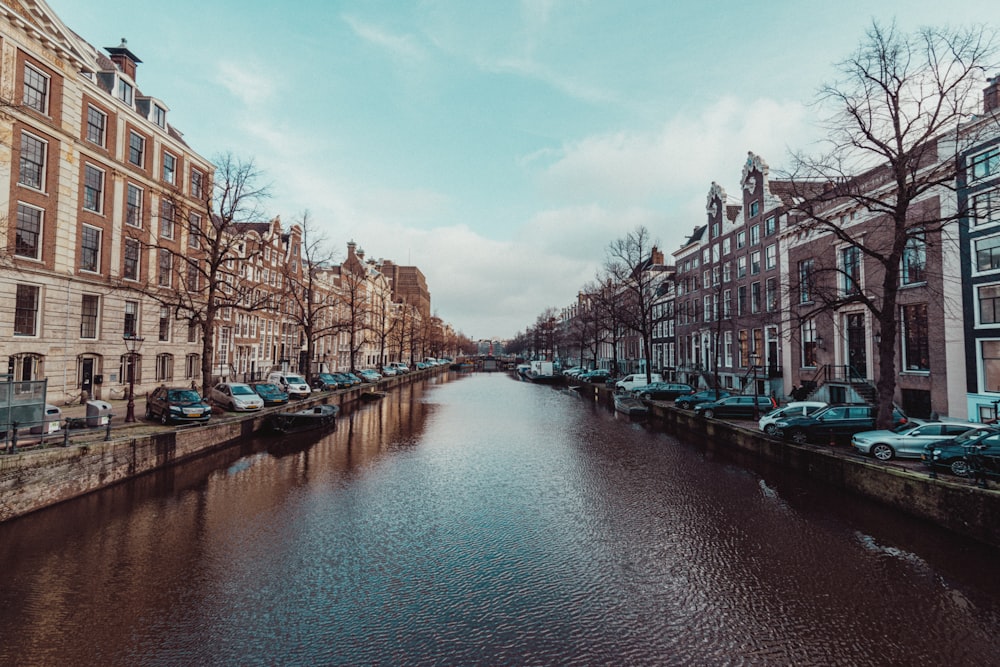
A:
<box><xmin>0</xmin><ymin>369</ymin><xmax>444</xmax><ymax>523</ymax></box>
<box><xmin>576</xmin><ymin>382</ymin><xmax>1000</xmax><ymax>549</ymax></box>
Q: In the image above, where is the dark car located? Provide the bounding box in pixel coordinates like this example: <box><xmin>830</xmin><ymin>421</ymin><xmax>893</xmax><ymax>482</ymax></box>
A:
<box><xmin>343</xmin><ymin>373</ymin><xmax>364</xmax><ymax>386</ymax></box>
<box><xmin>580</xmin><ymin>369</ymin><xmax>611</xmax><ymax>383</ymax></box>
<box><xmin>145</xmin><ymin>386</ymin><xmax>212</xmax><ymax>425</ymax></box>
<box><xmin>250</xmin><ymin>382</ymin><xmax>289</xmax><ymax>407</ymax></box>
<box><xmin>634</xmin><ymin>382</ymin><xmax>695</xmax><ymax>401</ymax></box>
<box><xmin>694</xmin><ymin>395</ymin><xmax>778</xmax><ymax>419</ymax></box>
<box><xmin>311</xmin><ymin>373</ymin><xmax>343</xmax><ymax>391</ymax></box>
<box><xmin>922</xmin><ymin>427</ymin><xmax>1000</xmax><ymax>477</ymax></box>
<box><xmin>775</xmin><ymin>404</ymin><xmax>908</xmax><ymax>445</ymax></box>
<box><xmin>674</xmin><ymin>390</ymin><xmax>731</xmax><ymax>410</ymax></box>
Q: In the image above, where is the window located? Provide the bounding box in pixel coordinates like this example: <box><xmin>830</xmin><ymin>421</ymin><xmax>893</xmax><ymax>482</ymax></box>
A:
<box><xmin>841</xmin><ymin>246</ymin><xmax>861</xmax><ymax>294</ymax></box>
<box><xmin>190</xmin><ymin>168</ymin><xmax>204</xmax><ymax>198</ymax></box>
<box><xmin>751</xmin><ymin>282</ymin><xmax>761</xmax><ymax>313</ymax></box>
<box><xmin>737</xmin><ymin>256</ymin><xmax>747</xmax><ymax>278</ymax></box>
<box><xmin>124</xmin><ymin>300</ymin><xmax>138</xmax><ymax>337</ymax></box>
<box><xmin>153</xmin><ymin>104</ymin><xmax>166</xmax><ymax>128</ymax></box>
<box><xmin>975</xmin><ymin>235</ymin><xmax>1000</xmax><ymax>273</ymax></box>
<box><xmin>982</xmin><ymin>340</ymin><xmax>1000</xmax><ymax>393</ymax></box>
<box><xmin>711</xmin><ymin>222</ymin><xmax>719</xmax><ymax>238</ymax></box>
<box><xmin>724</xmin><ymin>331</ymin><xmax>733</xmax><ymax>367</ymax></box>
<box><xmin>902</xmin><ymin>232</ymin><xmax>926</xmax><ymax>285</ymax></box>
<box><xmin>737</xmin><ymin>231</ymin><xmax>746</xmax><ymax>248</ymax></box>
<box><xmin>750</xmin><ymin>224</ymin><xmax>760</xmax><ymax>244</ymax></box>
<box><xmin>979</xmin><ymin>284</ymin><xmax>1000</xmax><ymax>325</ymax></box>
<box><xmin>764</xmin><ymin>216</ymin><xmax>776</xmax><ymax>236</ymax></box>
<box><xmin>749</xmin><ymin>201</ymin><xmax>760</xmax><ymax>218</ymax></box>
<box><xmin>80</xmin><ymin>225</ymin><xmax>101</xmax><ymax>272</ymax></box>
<box><xmin>973</xmin><ymin>189</ymin><xmax>999</xmax><ymax>227</ymax></box>
<box><xmin>765</xmin><ymin>244</ymin><xmax>776</xmax><ymax>270</ymax></box>
<box><xmin>186</xmin><ymin>260</ymin><xmax>200</xmax><ymax>291</ymax></box>
<box><xmin>23</xmin><ymin>64</ymin><xmax>49</xmax><ymax>113</ymax></box>
<box><xmin>902</xmin><ymin>304</ymin><xmax>929</xmax><ymax>371</ymax></box>
<box><xmin>970</xmin><ymin>147</ymin><xmax>999</xmax><ymax>181</ymax></box>
<box><xmin>14</xmin><ymin>284</ymin><xmax>40</xmax><ymax>336</ymax></box>
<box><xmin>766</xmin><ymin>277</ymin><xmax>777</xmax><ymax>312</ymax></box>
<box><xmin>19</xmin><ymin>132</ymin><xmax>46</xmax><ymax>190</ymax></box>
<box><xmin>14</xmin><ymin>204</ymin><xmax>42</xmax><ymax>260</ymax></box>
<box><xmin>126</xmin><ymin>184</ymin><xmax>143</xmax><ymax>227</ymax></box>
<box><xmin>158</xmin><ymin>249</ymin><xmax>172</xmax><ymax>286</ymax></box>
<box><xmin>86</xmin><ymin>106</ymin><xmax>107</xmax><ymax>146</ymax></box>
<box><xmin>737</xmin><ymin>285</ymin><xmax>747</xmax><ymax>316</ymax></box>
<box><xmin>750</xmin><ymin>250</ymin><xmax>761</xmax><ymax>275</ymax></box>
<box><xmin>159</xmin><ymin>306</ymin><xmax>171</xmax><ymax>341</ymax></box>
<box><xmin>185</xmin><ymin>353</ymin><xmax>199</xmax><ymax>379</ymax></box>
<box><xmin>81</xmin><ymin>294</ymin><xmax>99</xmax><ymax>339</ymax></box>
<box><xmin>723</xmin><ymin>262</ymin><xmax>731</xmax><ymax>282</ymax></box>
<box><xmin>801</xmin><ymin>319</ymin><xmax>818</xmax><ymax>367</ymax></box>
<box><xmin>123</xmin><ymin>238</ymin><xmax>140</xmax><ymax>281</ymax></box>
<box><xmin>722</xmin><ymin>238</ymin><xmax>731</xmax><ymax>255</ymax></box>
<box><xmin>798</xmin><ymin>259</ymin><xmax>814</xmax><ymax>303</ymax></box>
<box><xmin>187</xmin><ymin>213</ymin><xmax>202</xmax><ymax>248</ymax></box>
<box><xmin>702</xmin><ymin>248</ymin><xmax>710</xmax><ymax>264</ymax></box>
<box><xmin>83</xmin><ymin>164</ymin><xmax>104</xmax><ymax>212</ymax></box>
<box><xmin>128</xmin><ymin>131</ymin><xmax>145</xmax><ymax>167</ymax></box>
<box><xmin>118</xmin><ymin>79</ymin><xmax>133</xmax><ymax>105</ymax></box>
<box><xmin>723</xmin><ymin>289</ymin><xmax>732</xmax><ymax>319</ymax></box>
<box><xmin>188</xmin><ymin>322</ymin><xmax>199</xmax><ymax>343</ymax></box>
<box><xmin>162</xmin><ymin>152</ymin><xmax>176</xmax><ymax>184</ymax></box>
<box><xmin>160</xmin><ymin>200</ymin><xmax>175</xmax><ymax>239</ymax></box>
<box><xmin>156</xmin><ymin>353</ymin><xmax>173</xmax><ymax>382</ymax></box>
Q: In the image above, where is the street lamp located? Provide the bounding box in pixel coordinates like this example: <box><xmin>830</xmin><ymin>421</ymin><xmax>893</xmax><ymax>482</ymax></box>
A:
<box><xmin>123</xmin><ymin>333</ymin><xmax>145</xmax><ymax>423</ymax></box>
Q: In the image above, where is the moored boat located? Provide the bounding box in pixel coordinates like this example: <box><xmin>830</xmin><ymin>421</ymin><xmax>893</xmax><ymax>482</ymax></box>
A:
<box><xmin>613</xmin><ymin>393</ymin><xmax>649</xmax><ymax>416</ymax></box>
<box><xmin>267</xmin><ymin>404</ymin><xmax>339</xmax><ymax>433</ymax></box>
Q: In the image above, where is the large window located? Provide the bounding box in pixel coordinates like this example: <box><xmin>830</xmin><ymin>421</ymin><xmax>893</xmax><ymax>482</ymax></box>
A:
<box><xmin>162</xmin><ymin>152</ymin><xmax>176</xmax><ymax>185</ymax></box>
<box><xmin>191</xmin><ymin>168</ymin><xmax>204</xmax><ymax>198</ymax></box>
<box><xmin>765</xmin><ymin>277</ymin><xmax>777</xmax><ymax>312</ymax></box>
<box><xmin>973</xmin><ymin>189</ymin><xmax>999</xmax><ymax>227</ymax></box>
<box><xmin>15</xmin><ymin>284</ymin><xmax>40</xmax><ymax>336</ymax></box>
<box><xmin>751</xmin><ymin>282</ymin><xmax>761</xmax><ymax>313</ymax></box>
<box><xmin>86</xmin><ymin>106</ymin><xmax>107</xmax><ymax>146</ymax></box>
<box><xmin>19</xmin><ymin>132</ymin><xmax>46</xmax><ymax>190</ymax></box>
<box><xmin>982</xmin><ymin>340</ymin><xmax>1000</xmax><ymax>393</ymax></box>
<box><xmin>764</xmin><ymin>216</ymin><xmax>776</xmax><ymax>236</ymax></box>
<box><xmin>979</xmin><ymin>284</ymin><xmax>1000</xmax><ymax>325</ymax></box>
<box><xmin>124</xmin><ymin>300</ymin><xmax>138</xmax><ymax>337</ymax></box>
<box><xmin>750</xmin><ymin>250</ymin><xmax>761</xmax><ymax>275</ymax></box>
<box><xmin>185</xmin><ymin>353</ymin><xmax>200</xmax><ymax>379</ymax></box>
<box><xmin>118</xmin><ymin>79</ymin><xmax>133</xmax><ymax>105</ymax></box>
<box><xmin>153</xmin><ymin>104</ymin><xmax>166</xmax><ymax>128</ymax></box>
<box><xmin>186</xmin><ymin>260</ymin><xmax>200</xmax><ymax>291</ymax></box>
<box><xmin>126</xmin><ymin>184</ymin><xmax>143</xmax><ymax>227</ymax></box>
<box><xmin>15</xmin><ymin>204</ymin><xmax>42</xmax><ymax>259</ymax></box>
<box><xmin>156</xmin><ymin>354</ymin><xmax>173</xmax><ymax>382</ymax></box>
<box><xmin>737</xmin><ymin>256</ymin><xmax>747</xmax><ymax>278</ymax></box>
<box><xmin>902</xmin><ymin>304</ymin><xmax>929</xmax><ymax>372</ymax></box>
<box><xmin>83</xmin><ymin>164</ymin><xmax>104</xmax><ymax>212</ymax></box>
<box><xmin>128</xmin><ymin>131</ymin><xmax>145</xmax><ymax>167</ymax></box>
<box><xmin>23</xmin><ymin>64</ymin><xmax>49</xmax><ymax>113</ymax></box>
<box><xmin>970</xmin><ymin>147</ymin><xmax>999</xmax><ymax>181</ymax></box>
<box><xmin>80</xmin><ymin>294</ymin><xmax>99</xmax><ymax>339</ymax></box>
<box><xmin>801</xmin><ymin>319</ymin><xmax>818</xmax><ymax>367</ymax></box>
<box><xmin>765</xmin><ymin>244</ymin><xmax>776</xmax><ymax>270</ymax></box>
<box><xmin>157</xmin><ymin>249</ymin><xmax>172</xmax><ymax>287</ymax></box>
<box><xmin>159</xmin><ymin>306</ymin><xmax>171</xmax><ymax>342</ymax></box>
<box><xmin>123</xmin><ymin>238</ymin><xmax>140</xmax><ymax>281</ymax></box>
<box><xmin>975</xmin><ymin>235</ymin><xmax>1000</xmax><ymax>273</ymax></box>
<box><xmin>841</xmin><ymin>246</ymin><xmax>861</xmax><ymax>294</ymax></box>
<box><xmin>750</xmin><ymin>223</ymin><xmax>760</xmax><ymax>244</ymax></box>
<box><xmin>80</xmin><ymin>225</ymin><xmax>101</xmax><ymax>272</ymax></box>
<box><xmin>902</xmin><ymin>232</ymin><xmax>926</xmax><ymax>285</ymax></box>
<box><xmin>159</xmin><ymin>200</ymin><xmax>175</xmax><ymax>239</ymax></box>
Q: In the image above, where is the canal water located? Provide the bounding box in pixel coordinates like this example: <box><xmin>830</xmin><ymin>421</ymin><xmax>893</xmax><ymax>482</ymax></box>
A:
<box><xmin>1</xmin><ymin>372</ymin><xmax>999</xmax><ymax>666</ymax></box>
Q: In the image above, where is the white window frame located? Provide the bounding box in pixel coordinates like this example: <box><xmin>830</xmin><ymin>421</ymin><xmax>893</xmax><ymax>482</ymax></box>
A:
<box><xmin>976</xmin><ymin>282</ymin><xmax>1000</xmax><ymax>328</ymax></box>
<box><xmin>765</xmin><ymin>244</ymin><xmax>776</xmax><ymax>270</ymax></box>
<box><xmin>162</xmin><ymin>151</ymin><xmax>177</xmax><ymax>185</ymax></box>
<box><xmin>22</xmin><ymin>63</ymin><xmax>50</xmax><ymax>114</ymax></box>
<box><xmin>86</xmin><ymin>105</ymin><xmax>107</xmax><ymax>147</ymax></box>
<box><xmin>123</xmin><ymin>238</ymin><xmax>140</xmax><ymax>281</ymax></box>
<box><xmin>83</xmin><ymin>164</ymin><xmax>105</xmax><ymax>213</ymax></box>
<box><xmin>14</xmin><ymin>203</ymin><xmax>43</xmax><ymax>261</ymax></box>
<box><xmin>18</xmin><ymin>131</ymin><xmax>47</xmax><ymax>191</ymax></box>
<box><xmin>973</xmin><ymin>188</ymin><xmax>1000</xmax><ymax>228</ymax></box>
<box><xmin>80</xmin><ymin>293</ymin><xmax>100</xmax><ymax>340</ymax></box>
<box><xmin>126</xmin><ymin>184</ymin><xmax>143</xmax><ymax>228</ymax></box>
<box><xmin>128</xmin><ymin>131</ymin><xmax>145</xmax><ymax>167</ymax></box>
<box><xmin>80</xmin><ymin>224</ymin><xmax>102</xmax><ymax>273</ymax></box>
<box><xmin>973</xmin><ymin>233</ymin><xmax>1000</xmax><ymax>276</ymax></box>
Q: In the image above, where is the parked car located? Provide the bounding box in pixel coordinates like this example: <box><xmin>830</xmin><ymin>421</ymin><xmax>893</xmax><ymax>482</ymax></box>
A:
<box><xmin>415</xmin><ymin>362</ymin><xmax>430</xmax><ymax>370</ymax></box>
<box><xmin>775</xmin><ymin>404</ymin><xmax>908</xmax><ymax>445</ymax></box>
<box><xmin>615</xmin><ymin>373</ymin><xmax>663</xmax><ymax>393</ymax></box>
<box><xmin>852</xmin><ymin>420</ymin><xmax>987</xmax><ymax>461</ymax></box>
<box><xmin>562</xmin><ymin>366</ymin><xmax>586</xmax><ymax>377</ymax></box>
<box><xmin>145</xmin><ymin>386</ymin><xmax>212</xmax><ymax>425</ymax></box>
<box><xmin>310</xmin><ymin>373</ymin><xmax>343</xmax><ymax>391</ymax></box>
<box><xmin>358</xmin><ymin>369</ymin><xmax>382</xmax><ymax>382</ymax></box>
<box><xmin>922</xmin><ymin>427</ymin><xmax>1000</xmax><ymax>476</ymax></box>
<box><xmin>694</xmin><ymin>395</ymin><xmax>778</xmax><ymax>420</ymax></box>
<box><xmin>633</xmin><ymin>382</ymin><xmax>695</xmax><ymax>401</ymax></box>
<box><xmin>674</xmin><ymin>390</ymin><xmax>730</xmax><ymax>410</ymax></box>
<box><xmin>209</xmin><ymin>382</ymin><xmax>264</xmax><ymax>412</ymax></box>
<box><xmin>266</xmin><ymin>372</ymin><xmax>312</xmax><ymax>399</ymax></box>
<box><xmin>250</xmin><ymin>382</ymin><xmax>289</xmax><ymax>407</ymax></box>
<box><xmin>389</xmin><ymin>362</ymin><xmax>410</xmax><ymax>374</ymax></box>
<box><xmin>580</xmin><ymin>369</ymin><xmax>611</xmax><ymax>383</ymax></box>
<box><xmin>381</xmin><ymin>366</ymin><xmax>398</xmax><ymax>377</ymax></box>
<box><xmin>343</xmin><ymin>373</ymin><xmax>364</xmax><ymax>386</ymax></box>
<box><xmin>759</xmin><ymin>401</ymin><xmax>829</xmax><ymax>436</ymax></box>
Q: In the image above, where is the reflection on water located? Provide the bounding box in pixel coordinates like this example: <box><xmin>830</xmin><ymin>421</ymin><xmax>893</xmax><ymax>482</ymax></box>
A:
<box><xmin>1</xmin><ymin>372</ymin><xmax>998</xmax><ymax>666</ymax></box>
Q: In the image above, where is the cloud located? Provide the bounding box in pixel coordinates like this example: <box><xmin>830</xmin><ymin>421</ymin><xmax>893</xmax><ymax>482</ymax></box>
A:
<box><xmin>216</xmin><ymin>60</ymin><xmax>276</xmax><ymax>106</ymax></box>
<box><xmin>342</xmin><ymin>14</ymin><xmax>427</xmax><ymax>62</ymax></box>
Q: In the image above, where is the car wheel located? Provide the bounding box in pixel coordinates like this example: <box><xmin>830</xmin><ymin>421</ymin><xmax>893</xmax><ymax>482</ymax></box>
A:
<box><xmin>160</xmin><ymin>411</ymin><xmax>170</xmax><ymax>425</ymax></box>
<box><xmin>764</xmin><ymin>424</ymin><xmax>779</xmax><ymax>436</ymax></box>
<box><xmin>640</xmin><ymin>393</ymin><xmax>651</xmax><ymax>400</ymax></box>
<box><xmin>950</xmin><ymin>459</ymin><xmax>972</xmax><ymax>477</ymax></box>
<box><xmin>871</xmin><ymin>443</ymin><xmax>895</xmax><ymax>461</ymax></box>
<box><xmin>229</xmin><ymin>400</ymin><xmax>237</xmax><ymax>411</ymax></box>
<box><xmin>790</xmin><ymin>429</ymin><xmax>809</xmax><ymax>445</ymax></box>
<box><xmin>703</xmin><ymin>409</ymin><xmax>715</xmax><ymax>419</ymax></box>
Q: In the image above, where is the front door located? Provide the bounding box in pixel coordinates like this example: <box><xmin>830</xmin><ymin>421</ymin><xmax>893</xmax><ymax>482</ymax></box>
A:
<box><xmin>81</xmin><ymin>358</ymin><xmax>94</xmax><ymax>397</ymax></box>
<box><xmin>845</xmin><ymin>313</ymin><xmax>867</xmax><ymax>379</ymax></box>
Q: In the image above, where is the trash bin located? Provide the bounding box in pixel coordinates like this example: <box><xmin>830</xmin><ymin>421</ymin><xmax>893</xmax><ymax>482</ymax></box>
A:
<box><xmin>30</xmin><ymin>404</ymin><xmax>62</xmax><ymax>435</ymax></box>
<box><xmin>85</xmin><ymin>400</ymin><xmax>113</xmax><ymax>427</ymax></box>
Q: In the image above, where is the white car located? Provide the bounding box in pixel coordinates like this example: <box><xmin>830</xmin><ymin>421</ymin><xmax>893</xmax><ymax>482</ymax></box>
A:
<box><xmin>759</xmin><ymin>401</ymin><xmax>828</xmax><ymax>436</ymax></box>
<box><xmin>266</xmin><ymin>372</ymin><xmax>312</xmax><ymax>399</ymax></box>
<box><xmin>210</xmin><ymin>382</ymin><xmax>264</xmax><ymax>411</ymax></box>
<box><xmin>851</xmin><ymin>420</ymin><xmax>988</xmax><ymax>461</ymax></box>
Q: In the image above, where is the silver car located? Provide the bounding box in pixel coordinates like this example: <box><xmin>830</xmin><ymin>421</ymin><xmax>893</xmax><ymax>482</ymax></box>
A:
<box><xmin>851</xmin><ymin>420</ymin><xmax>987</xmax><ymax>461</ymax></box>
<box><xmin>209</xmin><ymin>382</ymin><xmax>265</xmax><ymax>412</ymax></box>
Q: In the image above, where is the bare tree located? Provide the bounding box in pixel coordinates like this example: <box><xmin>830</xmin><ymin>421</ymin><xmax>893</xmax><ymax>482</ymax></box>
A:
<box><xmin>603</xmin><ymin>226</ymin><xmax>670</xmax><ymax>383</ymax></box>
<box><xmin>784</xmin><ymin>21</ymin><xmax>998</xmax><ymax>426</ymax></box>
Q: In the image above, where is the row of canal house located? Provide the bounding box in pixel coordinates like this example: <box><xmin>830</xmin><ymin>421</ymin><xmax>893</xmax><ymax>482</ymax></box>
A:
<box><xmin>616</xmin><ymin>79</ymin><xmax>1000</xmax><ymax>422</ymax></box>
<box><xmin>0</xmin><ymin>1</ymin><xmax>438</xmax><ymax>405</ymax></box>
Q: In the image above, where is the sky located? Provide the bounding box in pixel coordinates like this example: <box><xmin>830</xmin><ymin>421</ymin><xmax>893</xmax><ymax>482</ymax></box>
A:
<box><xmin>49</xmin><ymin>0</ymin><xmax>1000</xmax><ymax>341</ymax></box>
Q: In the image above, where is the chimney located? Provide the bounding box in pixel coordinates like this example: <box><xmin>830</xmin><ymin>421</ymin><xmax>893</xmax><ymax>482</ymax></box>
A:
<box><xmin>105</xmin><ymin>38</ymin><xmax>142</xmax><ymax>80</ymax></box>
<box><xmin>985</xmin><ymin>74</ymin><xmax>1000</xmax><ymax>114</ymax></box>
<box><xmin>651</xmin><ymin>246</ymin><xmax>664</xmax><ymax>265</ymax></box>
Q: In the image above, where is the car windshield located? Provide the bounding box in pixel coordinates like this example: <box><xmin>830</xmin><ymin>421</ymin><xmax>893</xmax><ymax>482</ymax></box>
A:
<box><xmin>286</xmin><ymin>375</ymin><xmax>305</xmax><ymax>384</ymax></box>
<box><xmin>954</xmin><ymin>428</ymin><xmax>990</xmax><ymax>444</ymax></box>
<box><xmin>167</xmin><ymin>390</ymin><xmax>201</xmax><ymax>402</ymax></box>
<box><xmin>232</xmin><ymin>385</ymin><xmax>255</xmax><ymax>395</ymax></box>
<box><xmin>255</xmin><ymin>384</ymin><xmax>279</xmax><ymax>393</ymax></box>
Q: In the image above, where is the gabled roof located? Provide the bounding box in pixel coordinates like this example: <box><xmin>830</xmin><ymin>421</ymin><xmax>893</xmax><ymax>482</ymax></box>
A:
<box><xmin>4</xmin><ymin>0</ymin><xmax>93</xmax><ymax>71</ymax></box>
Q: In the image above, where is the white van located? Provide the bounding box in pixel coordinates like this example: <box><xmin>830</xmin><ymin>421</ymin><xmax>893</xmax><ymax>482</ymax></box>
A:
<box><xmin>266</xmin><ymin>372</ymin><xmax>312</xmax><ymax>399</ymax></box>
<box><xmin>615</xmin><ymin>373</ymin><xmax>663</xmax><ymax>393</ymax></box>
